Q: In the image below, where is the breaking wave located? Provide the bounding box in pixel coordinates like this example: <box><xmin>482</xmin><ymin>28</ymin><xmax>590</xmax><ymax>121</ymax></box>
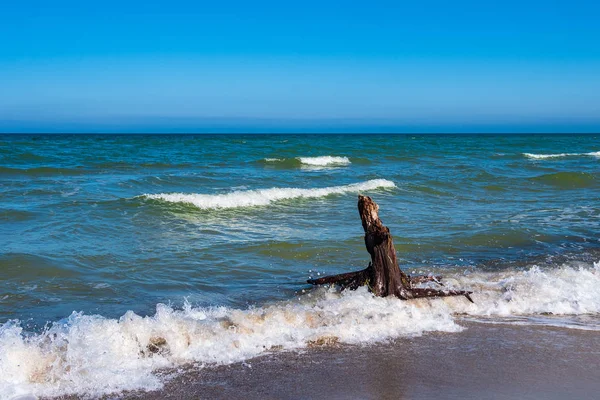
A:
<box><xmin>523</xmin><ymin>151</ymin><xmax>600</xmax><ymax>159</ymax></box>
<box><xmin>1</xmin><ymin>261</ymin><xmax>599</xmax><ymax>399</ymax></box>
<box><xmin>261</xmin><ymin>156</ymin><xmax>351</xmax><ymax>168</ymax></box>
<box><xmin>296</xmin><ymin>156</ymin><xmax>351</xmax><ymax>166</ymax></box>
<box><xmin>448</xmin><ymin>261</ymin><xmax>600</xmax><ymax>318</ymax></box>
<box><xmin>0</xmin><ymin>290</ymin><xmax>459</xmax><ymax>399</ymax></box>
<box><xmin>142</xmin><ymin>179</ymin><xmax>395</xmax><ymax>210</ymax></box>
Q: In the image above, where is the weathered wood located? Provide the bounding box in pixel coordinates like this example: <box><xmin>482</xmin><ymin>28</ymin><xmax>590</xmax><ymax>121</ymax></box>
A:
<box><xmin>308</xmin><ymin>195</ymin><xmax>473</xmax><ymax>303</ymax></box>
<box><xmin>307</xmin><ymin>268</ymin><xmax>369</xmax><ymax>290</ymax></box>
<box><xmin>408</xmin><ymin>275</ymin><xmax>444</xmax><ymax>286</ymax></box>
<box><xmin>307</xmin><ymin>270</ymin><xmax>443</xmax><ymax>289</ymax></box>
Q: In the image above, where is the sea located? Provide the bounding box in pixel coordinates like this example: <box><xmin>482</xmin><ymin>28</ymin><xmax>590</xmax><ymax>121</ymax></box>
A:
<box><xmin>1</xmin><ymin>133</ymin><xmax>599</xmax><ymax>398</ymax></box>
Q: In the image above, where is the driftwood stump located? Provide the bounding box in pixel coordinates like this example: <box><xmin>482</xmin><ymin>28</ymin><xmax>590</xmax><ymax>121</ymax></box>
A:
<box><xmin>308</xmin><ymin>195</ymin><xmax>473</xmax><ymax>302</ymax></box>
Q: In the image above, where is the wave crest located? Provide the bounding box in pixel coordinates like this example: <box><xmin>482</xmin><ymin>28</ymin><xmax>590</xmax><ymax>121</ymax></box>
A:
<box><xmin>449</xmin><ymin>262</ymin><xmax>600</xmax><ymax>317</ymax></box>
<box><xmin>523</xmin><ymin>151</ymin><xmax>600</xmax><ymax>159</ymax></box>
<box><xmin>142</xmin><ymin>179</ymin><xmax>396</xmax><ymax>210</ymax></box>
<box><xmin>530</xmin><ymin>172</ymin><xmax>597</xmax><ymax>189</ymax></box>
<box><xmin>261</xmin><ymin>156</ymin><xmax>351</xmax><ymax>168</ymax></box>
<box><xmin>296</xmin><ymin>156</ymin><xmax>351</xmax><ymax>166</ymax></box>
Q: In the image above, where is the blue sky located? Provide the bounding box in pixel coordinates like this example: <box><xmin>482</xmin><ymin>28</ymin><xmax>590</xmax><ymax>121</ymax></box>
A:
<box><xmin>1</xmin><ymin>0</ymin><xmax>599</xmax><ymax>132</ymax></box>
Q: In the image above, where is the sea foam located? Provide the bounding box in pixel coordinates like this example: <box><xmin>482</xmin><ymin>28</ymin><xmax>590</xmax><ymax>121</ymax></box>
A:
<box><xmin>296</xmin><ymin>156</ymin><xmax>351</xmax><ymax>166</ymax></box>
<box><xmin>0</xmin><ymin>288</ymin><xmax>459</xmax><ymax>399</ymax></box>
<box><xmin>2</xmin><ymin>262</ymin><xmax>600</xmax><ymax>399</ymax></box>
<box><xmin>262</xmin><ymin>156</ymin><xmax>351</xmax><ymax>167</ymax></box>
<box><xmin>447</xmin><ymin>261</ymin><xmax>600</xmax><ymax>317</ymax></box>
<box><xmin>523</xmin><ymin>151</ymin><xmax>600</xmax><ymax>159</ymax></box>
<box><xmin>142</xmin><ymin>179</ymin><xmax>395</xmax><ymax>210</ymax></box>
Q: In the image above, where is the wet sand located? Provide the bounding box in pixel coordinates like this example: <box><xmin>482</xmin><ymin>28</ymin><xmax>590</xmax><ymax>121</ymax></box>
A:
<box><xmin>105</xmin><ymin>322</ymin><xmax>600</xmax><ymax>400</ymax></box>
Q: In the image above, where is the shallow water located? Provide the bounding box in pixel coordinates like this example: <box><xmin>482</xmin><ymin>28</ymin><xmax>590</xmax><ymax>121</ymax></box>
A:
<box><xmin>1</xmin><ymin>134</ymin><xmax>599</xmax><ymax>398</ymax></box>
<box><xmin>115</xmin><ymin>323</ymin><xmax>600</xmax><ymax>400</ymax></box>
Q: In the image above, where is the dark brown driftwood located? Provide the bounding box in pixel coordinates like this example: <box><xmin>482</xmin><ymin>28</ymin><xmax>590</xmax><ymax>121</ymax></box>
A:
<box><xmin>308</xmin><ymin>195</ymin><xmax>473</xmax><ymax>303</ymax></box>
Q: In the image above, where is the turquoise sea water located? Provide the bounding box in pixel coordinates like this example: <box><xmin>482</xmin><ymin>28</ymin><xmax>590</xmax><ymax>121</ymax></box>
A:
<box><xmin>1</xmin><ymin>134</ymin><xmax>600</xmax><ymax>398</ymax></box>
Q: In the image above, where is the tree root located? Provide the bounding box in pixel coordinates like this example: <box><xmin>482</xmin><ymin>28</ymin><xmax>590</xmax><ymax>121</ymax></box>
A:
<box><xmin>307</xmin><ymin>195</ymin><xmax>474</xmax><ymax>303</ymax></box>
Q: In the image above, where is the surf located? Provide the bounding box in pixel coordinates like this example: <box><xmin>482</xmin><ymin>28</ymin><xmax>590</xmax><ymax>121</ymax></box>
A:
<box><xmin>141</xmin><ymin>179</ymin><xmax>396</xmax><ymax>210</ymax></box>
<box><xmin>2</xmin><ymin>261</ymin><xmax>599</xmax><ymax>399</ymax></box>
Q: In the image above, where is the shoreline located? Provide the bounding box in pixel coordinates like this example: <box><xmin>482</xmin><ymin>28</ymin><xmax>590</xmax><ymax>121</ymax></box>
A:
<box><xmin>58</xmin><ymin>321</ymin><xmax>599</xmax><ymax>400</ymax></box>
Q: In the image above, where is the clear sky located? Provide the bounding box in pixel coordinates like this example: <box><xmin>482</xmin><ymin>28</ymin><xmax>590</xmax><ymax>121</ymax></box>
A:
<box><xmin>1</xmin><ymin>0</ymin><xmax>599</xmax><ymax>132</ymax></box>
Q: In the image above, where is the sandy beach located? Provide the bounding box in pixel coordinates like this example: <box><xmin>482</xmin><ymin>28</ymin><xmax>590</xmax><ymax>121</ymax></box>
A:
<box><xmin>82</xmin><ymin>322</ymin><xmax>600</xmax><ymax>400</ymax></box>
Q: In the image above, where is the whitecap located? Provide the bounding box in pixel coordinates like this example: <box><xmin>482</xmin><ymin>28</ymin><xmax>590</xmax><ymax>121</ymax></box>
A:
<box><xmin>444</xmin><ymin>262</ymin><xmax>600</xmax><ymax>317</ymax></box>
<box><xmin>523</xmin><ymin>151</ymin><xmax>600</xmax><ymax>159</ymax></box>
<box><xmin>142</xmin><ymin>179</ymin><xmax>396</xmax><ymax>210</ymax></box>
<box><xmin>296</xmin><ymin>156</ymin><xmax>351</xmax><ymax>166</ymax></box>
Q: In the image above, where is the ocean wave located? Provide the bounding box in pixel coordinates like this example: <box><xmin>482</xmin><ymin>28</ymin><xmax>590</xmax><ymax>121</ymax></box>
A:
<box><xmin>1</xmin><ymin>261</ymin><xmax>599</xmax><ymax>399</ymax></box>
<box><xmin>0</xmin><ymin>290</ymin><xmax>459</xmax><ymax>399</ymax></box>
<box><xmin>529</xmin><ymin>172</ymin><xmax>598</xmax><ymax>189</ymax></box>
<box><xmin>261</xmin><ymin>156</ymin><xmax>351</xmax><ymax>168</ymax></box>
<box><xmin>297</xmin><ymin>156</ymin><xmax>351</xmax><ymax>166</ymax></box>
<box><xmin>523</xmin><ymin>151</ymin><xmax>600</xmax><ymax>159</ymax></box>
<box><xmin>449</xmin><ymin>261</ymin><xmax>600</xmax><ymax>317</ymax></box>
<box><xmin>0</xmin><ymin>166</ymin><xmax>87</xmax><ymax>177</ymax></box>
<box><xmin>142</xmin><ymin>179</ymin><xmax>396</xmax><ymax>210</ymax></box>
<box><xmin>0</xmin><ymin>208</ymin><xmax>37</xmax><ymax>222</ymax></box>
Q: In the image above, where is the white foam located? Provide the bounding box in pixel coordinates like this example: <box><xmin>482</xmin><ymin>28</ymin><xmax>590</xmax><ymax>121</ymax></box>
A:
<box><xmin>142</xmin><ymin>179</ymin><xmax>395</xmax><ymax>210</ymax></box>
<box><xmin>441</xmin><ymin>262</ymin><xmax>600</xmax><ymax>317</ymax></box>
<box><xmin>262</xmin><ymin>156</ymin><xmax>351</xmax><ymax>167</ymax></box>
<box><xmin>0</xmin><ymin>289</ymin><xmax>459</xmax><ymax>399</ymax></box>
<box><xmin>523</xmin><ymin>151</ymin><xmax>600</xmax><ymax>159</ymax></box>
<box><xmin>296</xmin><ymin>156</ymin><xmax>351</xmax><ymax>166</ymax></box>
<box><xmin>3</xmin><ymin>261</ymin><xmax>599</xmax><ymax>399</ymax></box>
